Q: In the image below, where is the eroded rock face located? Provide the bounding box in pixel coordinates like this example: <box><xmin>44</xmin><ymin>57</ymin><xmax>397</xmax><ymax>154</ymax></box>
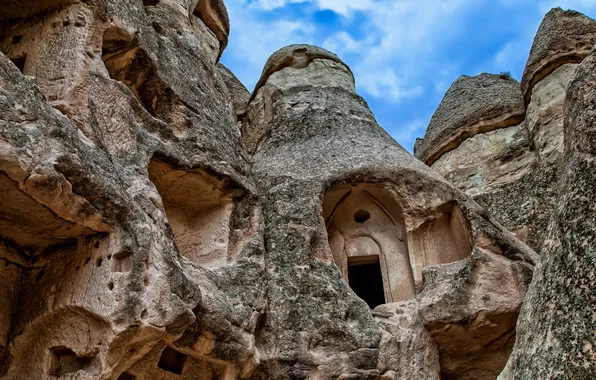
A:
<box><xmin>520</xmin><ymin>7</ymin><xmax>596</xmax><ymax>105</ymax></box>
<box><xmin>414</xmin><ymin>73</ymin><xmax>526</xmax><ymax>167</ymax></box>
<box><xmin>0</xmin><ymin>1</ymin><xmax>264</xmax><ymax>378</ymax></box>
<box><xmin>416</xmin><ymin>9</ymin><xmax>596</xmax><ymax>252</ymax></box>
<box><xmin>500</xmin><ymin>42</ymin><xmax>596</xmax><ymax>380</ymax></box>
<box><xmin>414</xmin><ymin>7</ymin><xmax>595</xmax><ymax>379</ymax></box>
<box><xmin>0</xmin><ymin>2</ymin><xmax>588</xmax><ymax>380</ymax></box>
<box><xmin>243</xmin><ymin>44</ymin><xmax>535</xmax><ymax>379</ymax></box>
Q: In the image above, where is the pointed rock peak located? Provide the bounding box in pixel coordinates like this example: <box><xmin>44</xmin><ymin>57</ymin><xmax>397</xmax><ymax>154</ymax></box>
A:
<box><xmin>521</xmin><ymin>7</ymin><xmax>596</xmax><ymax>104</ymax></box>
<box><xmin>251</xmin><ymin>44</ymin><xmax>354</xmax><ymax>99</ymax></box>
<box><xmin>415</xmin><ymin>73</ymin><xmax>525</xmax><ymax>166</ymax></box>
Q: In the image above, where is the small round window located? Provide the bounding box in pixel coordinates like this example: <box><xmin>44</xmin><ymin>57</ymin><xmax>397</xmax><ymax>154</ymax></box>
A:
<box><xmin>353</xmin><ymin>209</ymin><xmax>371</xmax><ymax>223</ymax></box>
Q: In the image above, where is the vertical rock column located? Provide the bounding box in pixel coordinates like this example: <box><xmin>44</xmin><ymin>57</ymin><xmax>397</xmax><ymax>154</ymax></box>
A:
<box><xmin>500</xmin><ymin>40</ymin><xmax>596</xmax><ymax>380</ymax></box>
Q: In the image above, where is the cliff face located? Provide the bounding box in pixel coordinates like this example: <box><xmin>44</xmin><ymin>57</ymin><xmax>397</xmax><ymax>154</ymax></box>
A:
<box><xmin>500</xmin><ymin>40</ymin><xmax>596</xmax><ymax>380</ymax></box>
<box><xmin>0</xmin><ymin>2</ymin><xmax>592</xmax><ymax>380</ymax></box>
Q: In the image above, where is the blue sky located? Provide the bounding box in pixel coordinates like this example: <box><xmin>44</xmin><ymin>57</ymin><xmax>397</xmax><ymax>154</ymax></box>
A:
<box><xmin>220</xmin><ymin>0</ymin><xmax>596</xmax><ymax>152</ymax></box>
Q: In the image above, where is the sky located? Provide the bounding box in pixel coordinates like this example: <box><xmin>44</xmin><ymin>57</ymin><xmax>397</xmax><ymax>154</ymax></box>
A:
<box><xmin>219</xmin><ymin>0</ymin><xmax>596</xmax><ymax>153</ymax></box>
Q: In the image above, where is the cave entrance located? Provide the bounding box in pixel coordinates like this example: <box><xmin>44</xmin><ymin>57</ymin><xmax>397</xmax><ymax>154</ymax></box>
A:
<box><xmin>348</xmin><ymin>256</ymin><xmax>385</xmax><ymax>309</ymax></box>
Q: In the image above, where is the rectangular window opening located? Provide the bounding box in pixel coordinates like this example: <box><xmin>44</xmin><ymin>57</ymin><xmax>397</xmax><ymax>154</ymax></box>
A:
<box><xmin>158</xmin><ymin>346</ymin><xmax>187</xmax><ymax>375</ymax></box>
<box><xmin>348</xmin><ymin>256</ymin><xmax>386</xmax><ymax>309</ymax></box>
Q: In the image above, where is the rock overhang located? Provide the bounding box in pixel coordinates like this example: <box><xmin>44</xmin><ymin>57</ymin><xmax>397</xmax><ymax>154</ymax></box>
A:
<box><xmin>414</xmin><ymin>73</ymin><xmax>526</xmax><ymax>166</ymax></box>
<box><xmin>520</xmin><ymin>7</ymin><xmax>596</xmax><ymax>105</ymax></box>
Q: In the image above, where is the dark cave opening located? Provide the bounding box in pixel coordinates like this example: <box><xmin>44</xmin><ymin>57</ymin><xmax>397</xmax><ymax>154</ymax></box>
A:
<box><xmin>348</xmin><ymin>257</ymin><xmax>385</xmax><ymax>309</ymax></box>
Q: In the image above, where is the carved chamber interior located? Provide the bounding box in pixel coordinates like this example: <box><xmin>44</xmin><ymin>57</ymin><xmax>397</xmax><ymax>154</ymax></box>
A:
<box><xmin>0</xmin><ymin>171</ymin><xmax>110</xmax><ymax>377</ymax></box>
<box><xmin>323</xmin><ymin>184</ymin><xmax>472</xmax><ymax>307</ymax></box>
<box><xmin>148</xmin><ymin>159</ymin><xmax>233</xmax><ymax>267</ymax></box>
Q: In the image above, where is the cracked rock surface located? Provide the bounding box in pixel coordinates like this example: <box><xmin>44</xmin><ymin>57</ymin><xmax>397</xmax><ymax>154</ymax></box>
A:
<box><xmin>0</xmin><ymin>2</ymin><xmax>592</xmax><ymax>380</ymax></box>
<box><xmin>417</xmin><ymin>9</ymin><xmax>596</xmax><ymax>253</ymax></box>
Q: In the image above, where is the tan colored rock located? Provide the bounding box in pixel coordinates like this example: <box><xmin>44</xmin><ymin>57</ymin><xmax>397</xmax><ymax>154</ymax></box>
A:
<box><xmin>414</xmin><ymin>73</ymin><xmax>526</xmax><ymax>166</ymax></box>
<box><xmin>244</xmin><ymin>44</ymin><xmax>535</xmax><ymax>379</ymax></box>
<box><xmin>501</xmin><ymin>39</ymin><xmax>596</xmax><ymax>380</ymax></box>
<box><xmin>520</xmin><ymin>7</ymin><xmax>596</xmax><ymax>105</ymax></box>
<box><xmin>0</xmin><ymin>0</ymin><xmax>78</xmax><ymax>20</ymax></box>
<box><xmin>419</xmin><ymin>9</ymin><xmax>595</xmax><ymax>253</ymax></box>
<box><xmin>432</xmin><ymin>123</ymin><xmax>534</xmax><ymax>197</ymax></box>
<box><xmin>192</xmin><ymin>0</ymin><xmax>230</xmax><ymax>59</ymax></box>
<box><xmin>1</xmin><ymin>2</ymin><xmax>592</xmax><ymax>379</ymax></box>
<box><xmin>0</xmin><ymin>1</ymin><xmax>265</xmax><ymax>378</ymax></box>
<box><xmin>526</xmin><ymin>63</ymin><xmax>578</xmax><ymax>163</ymax></box>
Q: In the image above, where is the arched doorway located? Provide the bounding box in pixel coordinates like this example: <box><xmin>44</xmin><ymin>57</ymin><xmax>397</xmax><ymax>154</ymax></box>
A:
<box><xmin>323</xmin><ymin>184</ymin><xmax>415</xmax><ymax>306</ymax></box>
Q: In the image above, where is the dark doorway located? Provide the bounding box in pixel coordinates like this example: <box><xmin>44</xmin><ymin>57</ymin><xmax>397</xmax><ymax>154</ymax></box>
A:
<box><xmin>348</xmin><ymin>257</ymin><xmax>386</xmax><ymax>309</ymax></box>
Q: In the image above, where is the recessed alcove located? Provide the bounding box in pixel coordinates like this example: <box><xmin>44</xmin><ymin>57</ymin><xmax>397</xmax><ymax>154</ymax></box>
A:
<box><xmin>158</xmin><ymin>347</ymin><xmax>187</xmax><ymax>375</ymax></box>
<box><xmin>323</xmin><ymin>184</ymin><xmax>415</xmax><ymax>304</ymax></box>
<box><xmin>101</xmin><ymin>27</ymin><xmax>158</xmax><ymax>119</ymax></box>
<box><xmin>348</xmin><ymin>256</ymin><xmax>385</xmax><ymax>309</ymax></box>
<box><xmin>148</xmin><ymin>159</ymin><xmax>233</xmax><ymax>267</ymax></box>
<box><xmin>118</xmin><ymin>372</ymin><xmax>135</xmax><ymax>380</ymax></box>
<box><xmin>9</xmin><ymin>56</ymin><xmax>26</xmax><ymax>73</ymax></box>
<box><xmin>0</xmin><ymin>171</ymin><xmax>98</xmax><ymax>254</ymax></box>
<box><xmin>324</xmin><ymin>184</ymin><xmax>473</xmax><ymax>306</ymax></box>
<box><xmin>0</xmin><ymin>171</ymin><xmax>108</xmax><ymax>378</ymax></box>
<box><xmin>48</xmin><ymin>346</ymin><xmax>99</xmax><ymax>376</ymax></box>
<box><xmin>120</xmin><ymin>342</ymin><xmax>231</xmax><ymax>379</ymax></box>
<box><xmin>408</xmin><ymin>202</ymin><xmax>472</xmax><ymax>286</ymax></box>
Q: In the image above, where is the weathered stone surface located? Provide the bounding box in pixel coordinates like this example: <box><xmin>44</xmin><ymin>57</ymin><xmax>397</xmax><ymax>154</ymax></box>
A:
<box><xmin>520</xmin><ymin>7</ymin><xmax>596</xmax><ymax>105</ymax></box>
<box><xmin>217</xmin><ymin>62</ymin><xmax>250</xmax><ymax>119</ymax></box>
<box><xmin>244</xmin><ymin>44</ymin><xmax>535</xmax><ymax>379</ymax></box>
<box><xmin>431</xmin><ymin>123</ymin><xmax>534</xmax><ymax>197</ymax></box>
<box><xmin>500</xmin><ymin>41</ymin><xmax>596</xmax><ymax>380</ymax></box>
<box><xmin>414</xmin><ymin>73</ymin><xmax>525</xmax><ymax>166</ymax></box>
<box><xmin>526</xmin><ymin>63</ymin><xmax>578</xmax><ymax>164</ymax></box>
<box><xmin>0</xmin><ymin>0</ymin><xmax>79</xmax><ymax>20</ymax></box>
<box><xmin>423</xmin><ymin>69</ymin><xmax>585</xmax><ymax>252</ymax></box>
<box><xmin>0</xmin><ymin>0</ymin><xmax>264</xmax><ymax>378</ymax></box>
<box><xmin>0</xmin><ymin>2</ymin><xmax>592</xmax><ymax>379</ymax></box>
<box><xmin>192</xmin><ymin>0</ymin><xmax>230</xmax><ymax>58</ymax></box>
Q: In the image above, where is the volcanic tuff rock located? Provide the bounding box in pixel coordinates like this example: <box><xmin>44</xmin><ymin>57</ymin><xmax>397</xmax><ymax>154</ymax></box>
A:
<box><xmin>500</xmin><ymin>41</ymin><xmax>596</xmax><ymax>380</ymax></box>
<box><xmin>416</xmin><ymin>9</ymin><xmax>596</xmax><ymax>252</ymax></box>
<box><xmin>416</xmin><ymin>7</ymin><xmax>596</xmax><ymax>378</ymax></box>
<box><xmin>0</xmin><ymin>2</ymin><xmax>592</xmax><ymax>380</ymax></box>
<box><xmin>414</xmin><ymin>73</ymin><xmax>526</xmax><ymax>167</ymax></box>
<box><xmin>242</xmin><ymin>44</ymin><xmax>535</xmax><ymax>379</ymax></box>
<box><xmin>520</xmin><ymin>7</ymin><xmax>596</xmax><ymax>105</ymax></box>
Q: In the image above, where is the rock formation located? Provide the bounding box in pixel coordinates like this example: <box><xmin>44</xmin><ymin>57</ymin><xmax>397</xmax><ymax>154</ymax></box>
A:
<box><xmin>0</xmin><ymin>2</ymin><xmax>592</xmax><ymax>380</ymax></box>
<box><xmin>415</xmin><ymin>8</ymin><xmax>596</xmax><ymax>252</ymax></box>
<box><xmin>500</xmin><ymin>37</ymin><xmax>596</xmax><ymax>380</ymax></box>
<box><xmin>416</xmin><ymin>7</ymin><xmax>596</xmax><ymax>379</ymax></box>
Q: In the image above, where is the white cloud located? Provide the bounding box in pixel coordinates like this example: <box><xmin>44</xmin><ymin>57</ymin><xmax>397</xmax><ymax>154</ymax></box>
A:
<box><xmin>356</xmin><ymin>68</ymin><xmax>424</xmax><ymax>102</ymax></box>
<box><xmin>223</xmin><ymin>2</ymin><xmax>316</xmax><ymax>90</ymax></box>
<box><xmin>222</xmin><ymin>0</ymin><xmax>596</xmax><ymax>150</ymax></box>
<box><xmin>315</xmin><ymin>0</ymin><xmax>373</xmax><ymax>16</ymax></box>
<box><xmin>323</xmin><ymin>32</ymin><xmax>370</xmax><ymax>54</ymax></box>
<box><xmin>248</xmin><ymin>0</ymin><xmax>312</xmax><ymax>11</ymax></box>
